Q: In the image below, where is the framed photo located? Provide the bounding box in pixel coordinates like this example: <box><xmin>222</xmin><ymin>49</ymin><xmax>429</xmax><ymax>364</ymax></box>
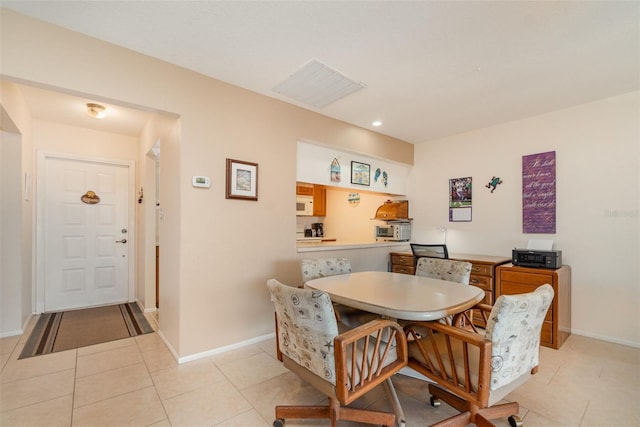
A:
<box><xmin>351</xmin><ymin>161</ymin><xmax>370</xmax><ymax>186</ymax></box>
<box><xmin>226</xmin><ymin>158</ymin><xmax>258</xmax><ymax>201</ymax></box>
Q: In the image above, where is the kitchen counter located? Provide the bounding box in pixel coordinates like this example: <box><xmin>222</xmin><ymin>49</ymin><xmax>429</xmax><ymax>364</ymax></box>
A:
<box><xmin>296</xmin><ymin>240</ymin><xmax>410</xmax><ymax>253</ymax></box>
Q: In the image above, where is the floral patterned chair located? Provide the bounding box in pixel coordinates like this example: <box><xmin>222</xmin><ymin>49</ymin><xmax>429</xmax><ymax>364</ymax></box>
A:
<box><xmin>300</xmin><ymin>258</ymin><xmax>373</xmax><ymax>328</ymax></box>
<box><xmin>300</xmin><ymin>258</ymin><xmax>352</xmax><ymax>282</ymax></box>
<box><xmin>415</xmin><ymin>257</ymin><xmax>472</xmax><ymax>285</ymax></box>
<box><xmin>403</xmin><ymin>284</ymin><xmax>554</xmax><ymax>427</ymax></box>
<box><xmin>414</xmin><ymin>257</ymin><xmax>473</xmax><ymax>327</ymax></box>
<box><xmin>267</xmin><ymin>278</ymin><xmax>408</xmax><ymax>426</ymax></box>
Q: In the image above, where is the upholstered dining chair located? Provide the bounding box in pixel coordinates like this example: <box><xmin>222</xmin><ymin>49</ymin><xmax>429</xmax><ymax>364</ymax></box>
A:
<box><xmin>410</xmin><ymin>243</ymin><xmax>449</xmax><ymax>262</ymax></box>
<box><xmin>414</xmin><ymin>257</ymin><xmax>472</xmax><ymax>327</ymax></box>
<box><xmin>414</xmin><ymin>257</ymin><xmax>472</xmax><ymax>285</ymax></box>
<box><xmin>300</xmin><ymin>258</ymin><xmax>373</xmax><ymax>328</ymax></box>
<box><xmin>403</xmin><ymin>284</ymin><xmax>554</xmax><ymax>427</ymax></box>
<box><xmin>267</xmin><ymin>279</ymin><xmax>408</xmax><ymax>427</ymax></box>
<box><xmin>300</xmin><ymin>258</ymin><xmax>352</xmax><ymax>283</ymax></box>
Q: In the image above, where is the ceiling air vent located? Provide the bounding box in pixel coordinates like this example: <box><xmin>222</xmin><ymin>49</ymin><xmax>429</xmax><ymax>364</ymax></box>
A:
<box><xmin>272</xmin><ymin>59</ymin><xmax>366</xmax><ymax>109</ymax></box>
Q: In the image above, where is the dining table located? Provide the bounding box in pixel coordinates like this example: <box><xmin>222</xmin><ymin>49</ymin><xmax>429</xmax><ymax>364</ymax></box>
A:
<box><xmin>304</xmin><ymin>270</ymin><xmax>485</xmax><ymax>427</ymax></box>
<box><xmin>305</xmin><ymin>270</ymin><xmax>485</xmax><ymax>321</ymax></box>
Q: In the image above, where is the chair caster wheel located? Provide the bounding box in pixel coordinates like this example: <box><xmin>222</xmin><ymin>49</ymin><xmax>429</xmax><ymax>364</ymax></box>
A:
<box><xmin>508</xmin><ymin>415</ymin><xmax>523</xmax><ymax>427</ymax></box>
<box><xmin>429</xmin><ymin>396</ymin><xmax>441</xmax><ymax>407</ymax></box>
<box><xmin>273</xmin><ymin>419</ymin><xmax>285</xmax><ymax>427</ymax></box>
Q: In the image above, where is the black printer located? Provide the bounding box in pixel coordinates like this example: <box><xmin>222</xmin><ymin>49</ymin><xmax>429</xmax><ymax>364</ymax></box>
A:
<box><xmin>512</xmin><ymin>249</ymin><xmax>562</xmax><ymax>269</ymax></box>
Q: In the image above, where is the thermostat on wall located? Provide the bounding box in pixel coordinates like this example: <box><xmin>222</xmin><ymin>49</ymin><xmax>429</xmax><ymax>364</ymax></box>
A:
<box><xmin>192</xmin><ymin>176</ymin><xmax>211</xmax><ymax>188</ymax></box>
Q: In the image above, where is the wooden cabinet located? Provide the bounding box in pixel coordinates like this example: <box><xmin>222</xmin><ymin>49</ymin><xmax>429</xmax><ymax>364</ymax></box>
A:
<box><xmin>451</xmin><ymin>254</ymin><xmax>511</xmax><ymax>327</ymax></box>
<box><xmin>390</xmin><ymin>252</ymin><xmax>415</xmax><ymax>274</ymax></box>
<box><xmin>296</xmin><ymin>184</ymin><xmax>313</xmax><ymax>196</ymax></box>
<box><xmin>496</xmin><ymin>264</ymin><xmax>571</xmax><ymax>349</ymax></box>
<box><xmin>312</xmin><ymin>185</ymin><xmax>326</xmax><ymax>217</ymax></box>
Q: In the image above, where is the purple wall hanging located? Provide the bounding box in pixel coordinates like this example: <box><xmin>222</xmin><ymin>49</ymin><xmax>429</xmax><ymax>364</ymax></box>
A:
<box><xmin>522</xmin><ymin>151</ymin><xmax>556</xmax><ymax>233</ymax></box>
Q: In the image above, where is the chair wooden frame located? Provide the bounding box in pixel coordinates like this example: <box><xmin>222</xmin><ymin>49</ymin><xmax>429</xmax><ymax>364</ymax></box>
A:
<box><xmin>275</xmin><ymin>318</ymin><xmax>408</xmax><ymax>426</ymax></box>
<box><xmin>404</xmin><ymin>303</ymin><xmax>533</xmax><ymax>427</ymax></box>
<box><xmin>269</xmin><ymin>278</ymin><xmax>408</xmax><ymax>427</ymax></box>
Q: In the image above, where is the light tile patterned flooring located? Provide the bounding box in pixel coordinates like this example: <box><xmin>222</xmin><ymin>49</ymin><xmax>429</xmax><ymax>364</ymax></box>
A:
<box><xmin>1</xmin><ymin>313</ymin><xmax>638</xmax><ymax>426</ymax></box>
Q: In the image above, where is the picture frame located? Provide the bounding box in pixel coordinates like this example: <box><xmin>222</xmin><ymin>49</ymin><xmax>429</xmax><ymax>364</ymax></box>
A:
<box><xmin>351</xmin><ymin>161</ymin><xmax>371</xmax><ymax>186</ymax></box>
<box><xmin>226</xmin><ymin>158</ymin><xmax>258</xmax><ymax>201</ymax></box>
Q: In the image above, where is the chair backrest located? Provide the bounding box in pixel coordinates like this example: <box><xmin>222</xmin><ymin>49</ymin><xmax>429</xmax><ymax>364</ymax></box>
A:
<box><xmin>485</xmin><ymin>284</ymin><xmax>554</xmax><ymax>391</ymax></box>
<box><xmin>301</xmin><ymin>258</ymin><xmax>352</xmax><ymax>283</ymax></box>
<box><xmin>267</xmin><ymin>279</ymin><xmax>339</xmax><ymax>385</ymax></box>
<box><xmin>415</xmin><ymin>257</ymin><xmax>472</xmax><ymax>285</ymax></box>
<box><xmin>410</xmin><ymin>243</ymin><xmax>449</xmax><ymax>261</ymax></box>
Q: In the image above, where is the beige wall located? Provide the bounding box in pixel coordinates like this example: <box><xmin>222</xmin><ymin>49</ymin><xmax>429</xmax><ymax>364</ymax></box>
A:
<box><xmin>137</xmin><ymin>114</ymin><xmax>182</xmax><ymax>349</ymax></box>
<box><xmin>0</xmin><ymin>81</ymin><xmax>34</xmax><ymax>336</ymax></box>
<box><xmin>1</xmin><ymin>130</ymin><xmax>22</xmax><ymax>333</ymax></box>
<box><xmin>0</xmin><ymin>10</ymin><xmax>413</xmax><ymax>357</ymax></box>
<box><xmin>32</xmin><ymin>120</ymin><xmax>138</xmax><ymax>159</ymax></box>
<box><xmin>409</xmin><ymin>92</ymin><xmax>640</xmax><ymax>346</ymax></box>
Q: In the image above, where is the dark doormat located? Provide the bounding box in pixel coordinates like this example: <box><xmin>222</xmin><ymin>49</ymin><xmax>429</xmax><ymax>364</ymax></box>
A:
<box><xmin>19</xmin><ymin>303</ymin><xmax>154</xmax><ymax>359</ymax></box>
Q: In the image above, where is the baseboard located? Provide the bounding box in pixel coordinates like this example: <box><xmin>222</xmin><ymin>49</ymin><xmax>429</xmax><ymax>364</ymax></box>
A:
<box><xmin>154</xmin><ymin>330</ymin><xmax>276</xmax><ymax>365</ymax></box>
<box><xmin>0</xmin><ymin>313</ymin><xmax>35</xmax><ymax>338</ymax></box>
<box><xmin>177</xmin><ymin>333</ymin><xmax>276</xmax><ymax>364</ymax></box>
<box><xmin>0</xmin><ymin>329</ymin><xmax>23</xmax><ymax>338</ymax></box>
<box><xmin>571</xmin><ymin>329</ymin><xmax>640</xmax><ymax>349</ymax></box>
<box><xmin>156</xmin><ymin>329</ymin><xmax>179</xmax><ymax>361</ymax></box>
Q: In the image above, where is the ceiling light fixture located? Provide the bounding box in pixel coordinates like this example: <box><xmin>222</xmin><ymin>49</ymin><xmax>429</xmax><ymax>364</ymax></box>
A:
<box><xmin>372</xmin><ymin>121</ymin><xmax>382</xmax><ymax>127</ymax></box>
<box><xmin>86</xmin><ymin>103</ymin><xmax>106</xmax><ymax>119</ymax></box>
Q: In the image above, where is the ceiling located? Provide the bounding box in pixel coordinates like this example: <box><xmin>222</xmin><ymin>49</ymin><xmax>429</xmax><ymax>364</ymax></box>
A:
<box><xmin>3</xmin><ymin>1</ymin><xmax>639</xmax><ymax>143</ymax></box>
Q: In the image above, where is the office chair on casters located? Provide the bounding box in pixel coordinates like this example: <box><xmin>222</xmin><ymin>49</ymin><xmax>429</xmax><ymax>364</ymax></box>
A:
<box><xmin>403</xmin><ymin>284</ymin><xmax>554</xmax><ymax>427</ymax></box>
<box><xmin>267</xmin><ymin>278</ymin><xmax>408</xmax><ymax>427</ymax></box>
<box><xmin>410</xmin><ymin>243</ymin><xmax>449</xmax><ymax>263</ymax></box>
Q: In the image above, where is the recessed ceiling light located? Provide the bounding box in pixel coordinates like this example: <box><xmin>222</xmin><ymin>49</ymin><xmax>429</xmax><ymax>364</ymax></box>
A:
<box><xmin>86</xmin><ymin>103</ymin><xmax>106</xmax><ymax>119</ymax></box>
<box><xmin>372</xmin><ymin>121</ymin><xmax>382</xmax><ymax>127</ymax></box>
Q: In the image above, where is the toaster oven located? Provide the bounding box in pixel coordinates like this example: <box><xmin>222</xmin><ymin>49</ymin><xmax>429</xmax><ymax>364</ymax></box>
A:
<box><xmin>375</xmin><ymin>222</ymin><xmax>411</xmax><ymax>241</ymax></box>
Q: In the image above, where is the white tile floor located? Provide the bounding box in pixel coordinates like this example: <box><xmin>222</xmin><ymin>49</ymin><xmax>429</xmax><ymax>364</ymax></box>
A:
<box><xmin>1</xmin><ymin>313</ymin><xmax>638</xmax><ymax>426</ymax></box>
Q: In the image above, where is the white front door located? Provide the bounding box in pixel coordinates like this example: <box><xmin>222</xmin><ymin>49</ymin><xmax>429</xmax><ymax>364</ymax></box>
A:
<box><xmin>41</xmin><ymin>155</ymin><xmax>132</xmax><ymax>312</ymax></box>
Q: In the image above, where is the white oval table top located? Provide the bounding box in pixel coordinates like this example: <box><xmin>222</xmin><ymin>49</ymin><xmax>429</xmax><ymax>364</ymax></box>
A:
<box><xmin>305</xmin><ymin>271</ymin><xmax>484</xmax><ymax>321</ymax></box>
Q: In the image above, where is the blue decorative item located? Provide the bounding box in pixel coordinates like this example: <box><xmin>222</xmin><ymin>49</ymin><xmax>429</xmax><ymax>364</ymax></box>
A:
<box><xmin>331</xmin><ymin>158</ymin><xmax>341</xmax><ymax>183</ymax></box>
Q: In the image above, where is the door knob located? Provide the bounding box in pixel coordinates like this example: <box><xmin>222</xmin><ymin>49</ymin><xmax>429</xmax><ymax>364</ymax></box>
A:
<box><xmin>115</xmin><ymin>239</ymin><xmax>127</xmax><ymax>244</ymax></box>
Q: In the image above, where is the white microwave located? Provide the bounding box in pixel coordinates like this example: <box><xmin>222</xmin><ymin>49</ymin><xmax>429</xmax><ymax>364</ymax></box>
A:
<box><xmin>375</xmin><ymin>222</ymin><xmax>411</xmax><ymax>241</ymax></box>
<box><xmin>296</xmin><ymin>195</ymin><xmax>313</xmax><ymax>216</ymax></box>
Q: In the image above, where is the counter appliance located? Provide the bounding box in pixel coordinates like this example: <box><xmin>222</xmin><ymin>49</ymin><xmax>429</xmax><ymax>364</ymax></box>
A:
<box><xmin>296</xmin><ymin>195</ymin><xmax>313</xmax><ymax>216</ymax></box>
<box><xmin>375</xmin><ymin>221</ymin><xmax>411</xmax><ymax>241</ymax></box>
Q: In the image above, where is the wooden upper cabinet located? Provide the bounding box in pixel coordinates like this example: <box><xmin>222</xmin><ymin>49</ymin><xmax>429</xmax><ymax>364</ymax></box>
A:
<box><xmin>313</xmin><ymin>185</ymin><xmax>326</xmax><ymax>217</ymax></box>
<box><xmin>296</xmin><ymin>184</ymin><xmax>314</xmax><ymax>196</ymax></box>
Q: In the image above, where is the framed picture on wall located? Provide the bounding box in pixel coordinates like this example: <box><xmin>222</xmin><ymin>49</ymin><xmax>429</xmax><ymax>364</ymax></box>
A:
<box><xmin>351</xmin><ymin>161</ymin><xmax>370</xmax><ymax>186</ymax></box>
<box><xmin>226</xmin><ymin>158</ymin><xmax>258</xmax><ymax>201</ymax></box>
